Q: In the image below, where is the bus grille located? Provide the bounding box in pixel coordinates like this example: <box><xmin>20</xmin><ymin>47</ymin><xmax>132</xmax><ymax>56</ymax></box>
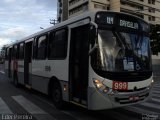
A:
<box><xmin>117</xmin><ymin>87</ymin><xmax>147</xmax><ymax>92</ymax></box>
<box><xmin>115</xmin><ymin>93</ymin><xmax>149</xmax><ymax>104</ymax></box>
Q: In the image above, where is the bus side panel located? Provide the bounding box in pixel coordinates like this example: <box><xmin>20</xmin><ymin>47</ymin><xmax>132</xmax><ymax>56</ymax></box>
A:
<box><xmin>8</xmin><ymin>48</ymin><xmax>12</xmax><ymax>78</ymax></box>
<box><xmin>4</xmin><ymin>61</ymin><xmax>8</xmax><ymax>76</ymax></box>
<box><xmin>31</xmin><ymin>74</ymin><xmax>49</xmax><ymax>94</ymax></box>
<box><xmin>31</xmin><ymin>60</ymin><xmax>49</xmax><ymax>94</ymax></box>
<box><xmin>11</xmin><ymin>60</ymin><xmax>14</xmax><ymax>79</ymax></box>
<box><xmin>46</xmin><ymin>60</ymin><xmax>69</xmax><ymax>101</ymax></box>
<box><xmin>17</xmin><ymin>61</ymin><xmax>24</xmax><ymax>85</ymax></box>
<box><xmin>46</xmin><ymin>60</ymin><xmax>69</xmax><ymax>82</ymax></box>
<box><xmin>31</xmin><ymin>59</ymin><xmax>69</xmax><ymax>96</ymax></box>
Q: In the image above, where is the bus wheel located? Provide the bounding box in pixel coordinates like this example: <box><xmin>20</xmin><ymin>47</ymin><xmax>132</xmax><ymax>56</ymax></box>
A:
<box><xmin>14</xmin><ymin>73</ymin><xmax>19</xmax><ymax>88</ymax></box>
<box><xmin>52</xmin><ymin>82</ymin><xmax>64</xmax><ymax>109</ymax></box>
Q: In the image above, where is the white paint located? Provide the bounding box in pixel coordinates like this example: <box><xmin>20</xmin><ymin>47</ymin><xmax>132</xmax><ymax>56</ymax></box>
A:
<box><xmin>12</xmin><ymin>95</ymin><xmax>46</xmax><ymax>114</ymax></box>
<box><xmin>0</xmin><ymin>98</ymin><xmax>13</xmax><ymax>114</ymax></box>
<box><xmin>12</xmin><ymin>95</ymin><xmax>56</xmax><ymax>120</ymax></box>
<box><xmin>0</xmin><ymin>71</ymin><xmax>5</xmax><ymax>74</ymax></box>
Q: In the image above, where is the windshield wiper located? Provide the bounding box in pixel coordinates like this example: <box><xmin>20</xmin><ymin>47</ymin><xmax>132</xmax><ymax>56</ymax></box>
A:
<box><xmin>114</xmin><ymin>32</ymin><xmax>126</xmax><ymax>50</ymax></box>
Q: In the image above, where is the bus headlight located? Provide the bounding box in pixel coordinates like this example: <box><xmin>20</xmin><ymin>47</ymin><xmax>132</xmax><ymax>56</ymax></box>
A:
<box><xmin>93</xmin><ymin>79</ymin><xmax>103</xmax><ymax>89</ymax></box>
<box><xmin>93</xmin><ymin>79</ymin><xmax>116</xmax><ymax>95</ymax></box>
<box><xmin>151</xmin><ymin>79</ymin><xmax>154</xmax><ymax>86</ymax></box>
<box><xmin>152</xmin><ymin>79</ymin><xmax>154</xmax><ymax>83</ymax></box>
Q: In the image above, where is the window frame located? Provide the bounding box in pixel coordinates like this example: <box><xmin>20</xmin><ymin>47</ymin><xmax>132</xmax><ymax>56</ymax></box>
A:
<box><xmin>35</xmin><ymin>34</ymin><xmax>48</xmax><ymax>60</ymax></box>
<box><xmin>48</xmin><ymin>28</ymin><xmax>68</xmax><ymax>60</ymax></box>
<box><xmin>19</xmin><ymin>42</ymin><xmax>24</xmax><ymax>60</ymax></box>
<box><xmin>12</xmin><ymin>45</ymin><xmax>18</xmax><ymax>59</ymax></box>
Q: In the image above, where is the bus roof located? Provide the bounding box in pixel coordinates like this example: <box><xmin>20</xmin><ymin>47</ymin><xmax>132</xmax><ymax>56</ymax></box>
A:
<box><xmin>5</xmin><ymin>10</ymin><xmax>147</xmax><ymax>47</ymax></box>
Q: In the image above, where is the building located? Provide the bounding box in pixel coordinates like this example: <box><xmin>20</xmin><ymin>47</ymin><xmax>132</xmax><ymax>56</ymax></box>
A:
<box><xmin>57</xmin><ymin>0</ymin><xmax>160</xmax><ymax>24</ymax></box>
<box><xmin>57</xmin><ymin>0</ymin><xmax>68</xmax><ymax>22</ymax></box>
<box><xmin>119</xmin><ymin>0</ymin><xmax>160</xmax><ymax>25</ymax></box>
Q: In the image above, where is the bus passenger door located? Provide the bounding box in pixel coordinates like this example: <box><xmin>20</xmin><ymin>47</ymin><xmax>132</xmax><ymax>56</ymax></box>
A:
<box><xmin>24</xmin><ymin>41</ymin><xmax>32</xmax><ymax>86</ymax></box>
<box><xmin>8</xmin><ymin>48</ymin><xmax>12</xmax><ymax>78</ymax></box>
<box><xmin>69</xmin><ymin>24</ymin><xmax>89</xmax><ymax>106</ymax></box>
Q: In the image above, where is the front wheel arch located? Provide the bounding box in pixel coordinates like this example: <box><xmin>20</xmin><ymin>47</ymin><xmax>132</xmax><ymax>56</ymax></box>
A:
<box><xmin>48</xmin><ymin>77</ymin><xmax>65</xmax><ymax>109</ymax></box>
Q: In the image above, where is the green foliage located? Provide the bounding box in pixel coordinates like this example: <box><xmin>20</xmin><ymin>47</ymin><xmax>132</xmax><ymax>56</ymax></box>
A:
<box><xmin>150</xmin><ymin>24</ymin><xmax>160</xmax><ymax>55</ymax></box>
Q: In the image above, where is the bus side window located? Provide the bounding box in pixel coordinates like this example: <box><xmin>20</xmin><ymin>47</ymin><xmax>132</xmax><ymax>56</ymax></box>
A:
<box><xmin>33</xmin><ymin>38</ymin><xmax>37</xmax><ymax>59</ymax></box>
<box><xmin>48</xmin><ymin>31</ymin><xmax>55</xmax><ymax>59</ymax></box>
<box><xmin>17</xmin><ymin>44</ymin><xmax>20</xmax><ymax>59</ymax></box>
<box><xmin>48</xmin><ymin>29</ymin><xmax>68</xmax><ymax>59</ymax></box>
<box><xmin>36</xmin><ymin>35</ymin><xmax>47</xmax><ymax>60</ymax></box>
<box><xmin>12</xmin><ymin>45</ymin><xmax>17</xmax><ymax>60</ymax></box>
<box><xmin>19</xmin><ymin>43</ymin><xmax>24</xmax><ymax>60</ymax></box>
<box><xmin>5</xmin><ymin>48</ymin><xmax>8</xmax><ymax>60</ymax></box>
<box><xmin>11</xmin><ymin>46</ymin><xmax>14</xmax><ymax>60</ymax></box>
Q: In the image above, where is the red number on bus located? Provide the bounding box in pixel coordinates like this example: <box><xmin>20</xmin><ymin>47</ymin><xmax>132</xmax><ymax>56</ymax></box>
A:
<box><xmin>112</xmin><ymin>81</ymin><xmax>128</xmax><ymax>90</ymax></box>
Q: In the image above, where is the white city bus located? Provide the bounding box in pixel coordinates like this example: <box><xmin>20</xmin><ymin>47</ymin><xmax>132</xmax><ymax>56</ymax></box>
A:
<box><xmin>5</xmin><ymin>10</ymin><xmax>153</xmax><ymax>110</ymax></box>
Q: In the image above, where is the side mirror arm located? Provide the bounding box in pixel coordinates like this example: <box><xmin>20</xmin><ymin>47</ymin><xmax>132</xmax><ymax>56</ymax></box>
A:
<box><xmin>90</xmin><ymin>22</ymin><xmax>98</xmax><ymax>45</ymax></box>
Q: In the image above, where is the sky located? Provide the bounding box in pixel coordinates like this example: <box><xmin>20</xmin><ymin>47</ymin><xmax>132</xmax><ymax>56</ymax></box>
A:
<box><xmin>0</xmin><ymin>0</ymin><xmax>57</xmax><ymax>49</ymax></box>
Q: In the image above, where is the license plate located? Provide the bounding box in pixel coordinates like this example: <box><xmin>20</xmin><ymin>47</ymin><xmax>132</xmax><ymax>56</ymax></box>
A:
<box><xmin>129</xmin><ymin>96</ymin><xmax>139</xmax><ymax>101</ymax></box>
<box><xmin>112</xmin><ymin>81</ymin><xmax>128</xmax><ymax>90</ymax></box>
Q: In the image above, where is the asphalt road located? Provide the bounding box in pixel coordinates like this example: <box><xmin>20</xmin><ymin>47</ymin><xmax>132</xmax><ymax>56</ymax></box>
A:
<box><xmin>0</xmin><ymin>63</ymin><xmax>159</xmax><ymax>120</ymax></box>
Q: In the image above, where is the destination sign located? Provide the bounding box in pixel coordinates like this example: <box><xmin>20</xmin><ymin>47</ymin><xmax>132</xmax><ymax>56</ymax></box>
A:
<box><xmin>106</xmin><ymin>16</ymin><xmax>114</xmax><ymax>24</ymax></box>
<box><xmin>119</xmin><ymin>19</ymin><xmax>139</xmax><ymax>29</ymax></box>
<box><xmin>95</xmin><ymin>13</ymin><xmax>115</xmax><ymax>25</ymax></box>
<box><xmin>95</xmin><ymin>12</ymin><xmax>149</xmax><ymax>31</ymax></box>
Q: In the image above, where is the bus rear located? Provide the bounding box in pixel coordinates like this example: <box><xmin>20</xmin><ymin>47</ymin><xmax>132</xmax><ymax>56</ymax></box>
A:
<box><xmin>88</xmin><ymin>11</ymin><xmax>152</xmax><ymax>110</ymax></box>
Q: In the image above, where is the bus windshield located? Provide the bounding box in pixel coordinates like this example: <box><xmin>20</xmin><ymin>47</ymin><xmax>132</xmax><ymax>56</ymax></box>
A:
<box><xmin>91</xmin><ymin>29</ymin><xmax>151</xmax><ymax>72</ymax></box>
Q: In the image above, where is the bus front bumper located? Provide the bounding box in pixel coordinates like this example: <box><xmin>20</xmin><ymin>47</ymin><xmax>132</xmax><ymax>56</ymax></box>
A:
<box><xmin>87</xmin><ymin>86</ymin><xmax>152</xmax><ymax>110</ymax></box>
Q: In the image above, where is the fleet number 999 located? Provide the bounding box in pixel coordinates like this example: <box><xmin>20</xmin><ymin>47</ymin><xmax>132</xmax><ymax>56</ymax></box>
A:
<box><xmin>112</xmin><ymin>81</ymin><xmax>128</xmax><ymax>90</ymax></box>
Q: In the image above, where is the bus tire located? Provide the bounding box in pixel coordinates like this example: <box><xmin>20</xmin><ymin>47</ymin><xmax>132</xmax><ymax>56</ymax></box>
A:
<box><xmin>52</xmin><ymin>82</ymin><xmax>64</xmax><ymax>109</ymax></box>
<box><xmin>14</xmin><ymin>72</ymin><xmax>19</xmax><ymax>88</ymax></box>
